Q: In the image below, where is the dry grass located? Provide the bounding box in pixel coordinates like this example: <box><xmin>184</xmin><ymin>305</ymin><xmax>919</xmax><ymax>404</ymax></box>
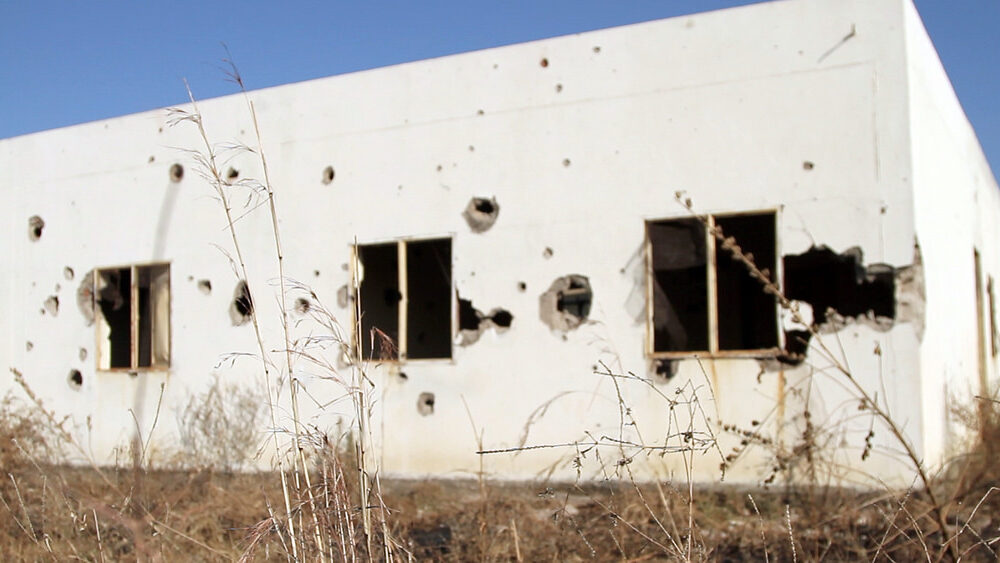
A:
<box><xmin>2</xmin><ymin>393</ymin><xmax>999</xmax><ymax>561</ymax></box>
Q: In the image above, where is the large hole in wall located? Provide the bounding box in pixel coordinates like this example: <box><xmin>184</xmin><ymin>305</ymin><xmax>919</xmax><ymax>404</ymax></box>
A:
<box><xmin>458</xmin><ymin>297</ymin><xmax>513</xmax><ymax>345</ymax></box>
<box><xmin>540</xmin><ymin>275</ymin><xmax>592</xmax><ymax>332</ymax></box>
<box><xmin>783</xmin><ymin>246</ymin><xmax>895</xmax><ymax>326</ymax></box>
<box><xmin>229</xmin><ymin>280</ymin><xmax>254</xmax><ymax>326</ymax></box>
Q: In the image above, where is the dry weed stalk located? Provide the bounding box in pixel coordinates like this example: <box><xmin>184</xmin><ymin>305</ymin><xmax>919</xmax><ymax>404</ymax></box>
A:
<box><xmin>169</xmin><ymin>56</ymin><xmax>399</xmax><ymax>560</ymax></box>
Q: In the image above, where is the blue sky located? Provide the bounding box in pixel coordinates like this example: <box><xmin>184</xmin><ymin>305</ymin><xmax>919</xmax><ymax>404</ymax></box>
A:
<box><xmin>2</xmin><ymin>1</ymin><xmax>997</xmax><ymax>174</ymax></box>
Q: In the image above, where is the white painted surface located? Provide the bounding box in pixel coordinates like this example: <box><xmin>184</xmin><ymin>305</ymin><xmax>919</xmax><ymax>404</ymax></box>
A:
<box><xmin>1</xmin><ymin>0</ymin><xmax>995</xmax><ymax>485</ymax></box>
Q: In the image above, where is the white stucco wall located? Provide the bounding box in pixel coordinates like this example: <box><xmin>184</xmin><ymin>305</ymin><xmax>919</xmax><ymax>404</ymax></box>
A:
<box><xmin>1</xmin><ymin>0</ymin><xmax>993</xmax><ymax>485</ymax></box>
<box><xmin>904</xmin><ymin>1</ymin><xmax>1000</xmax><ymax>465</ymax></box>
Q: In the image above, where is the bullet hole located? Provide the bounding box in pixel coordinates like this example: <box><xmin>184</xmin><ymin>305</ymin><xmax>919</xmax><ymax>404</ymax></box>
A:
<box><xmin>490</xmin><ymin>309</ymin><xmax>513</xmax><ymax>328</ymax></box>
<box><xmin>187</xmin><ymin>275</ymin><xmax>194</xmax><ymax>281</ymax></box>
<box><xmin>540</xmin><ymin>57</ymin><xmax>549</xmax><ymax>67</ymax></box>
<box><xmin>44</xmin><ymin>295</ymin><xmax>60</xmax><ymax>317</ymax></box>
<box><xmin>229</xmin><ymin>280</ymin><xmax>253</xmax><ymax>326</ymax></box>
<box><xmin>654</xmin><ymin>359</ymin><xmax>678</xmax><ymax>379</ymax></box>
<box><xmin>77</xmin><ymin>269</ymin><xmax>96</xmax><ymax>325</ymax></box>
<box><xmin>468</xmin><ymin>145</ymin><xmax>475</xmax><ymax>152</ymax></box>
<box><xmin>518</xmin><ymin>281</ymin><xmax>527</xmax><ymax>292</ymax></box>
<box><xmin>593</xmin><ymin>46</ymin><xmax>601</xmax><ymax>53</ymax></box>
<box><xmin>169</xmin><ymin>163</ymin><xmax>184</xmax><ymax>182</ymax></box>
<box><xmin>555</xmin><ymin>84</ymin><xmax>563</xmax><ymax>93</ymax></box>
<box><xmin>68</xmin><ymin>369</ymin><xmax>83</xmax><ymax>390</ymax></box>
<box><xmin>79</xmin><ymin>348</ymin><xmax>88</xmax><ymax>361</ymax></box>
<box><xmin>398</xmin><ymin>371</ymin><xmax>408</xmax><ymax>381</ymax></box>
<box><xmin>562</xmin><ymin>158</ymin><xmax>571</xmax><ymax>167</ymax></box>
<box><xmin>540</xmin><ymin>275</ymin><xmax>592</xmax><ymax>332</ymax></box>
<box><xmin>226</xmin><ymin>167</ymin><xmax>240</xmax><ymax>181</ymax></box>
<box><xmin>26</xmin><ymin>342</ymin><xmax>33</xmax><ymax>352</ymax></box>
<box><xmin>322</xmin><ymin>165</ymin><xmax>335</xmax><ymax>185</ymax></box>
<box><xmin>417</xmin><ymin>392</ymin><xmax>435</xmax><ymax>416</ymax></box>
<box><xmin>28</xmin><ymin>216</ymin><xmax>44</xmax><ymax>241</ymax></box>
<box><xmin>197</xmin><ymin>279</ymin><xmax>212</xmax><ymax>294</ymax></box>
<box><xmin>54</xmin><ymin>283</ymin><xmax>61</xmax><ymax>292</ymax></box>
<box><xmin>148</xmin><ymin>155</ymin><xmax>155</xmax><ymax>163</ymax></box>
<box><xmin>463</xmin><ymin>197</ymin><xmax>500</xmax><ymax>233</ymax></box>
<box><xmin>436</xmin><ymin>164</ymin><xmax>443</xmax><ymax>172</ymax></box>
<box><xmin>337</xmin><ymin>284</ymin><xmax>349</xmax><ymax>308</ymax></box>
<box><xmin>64</xmin><ymin>266</ymin><xmax>75</xmax><ymax>281</ymax></box>
<box><xmin>314</xmin><ymin>270</ymin><xmax>321</xmax><ymax>277</ymax></box>
<box><xmin>803</xmin><ymin>161</ymin><xmax>815</xmax><ymax>170</ymax></box>
<box><xmin>477</xmin><ymin>109</ymin><xmax>484</xmax><ymax>115</ymax></box>
<box><xmin>543</xmin><ymin>247</ymin><xmax>554</xmax><ymax>259</ymax></box>
<box><xmin>294</xmin><ymin>297</ymin><xmax>311</xmax><ymax>314</ymax></box>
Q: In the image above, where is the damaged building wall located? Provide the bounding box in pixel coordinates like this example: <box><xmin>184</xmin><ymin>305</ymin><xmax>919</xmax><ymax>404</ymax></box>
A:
<box><xmin>904</xmin><ymin>0</ymin><xmax>1000</xmax><ymax>464</ymax></box>
<box><xmin>0</xmin><ymin>0</ymin><xmax>993</xmax><ymax>484</ymax></box>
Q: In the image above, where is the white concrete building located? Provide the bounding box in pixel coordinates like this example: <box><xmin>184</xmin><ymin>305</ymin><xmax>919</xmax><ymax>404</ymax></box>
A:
<box><xmin>2</xmin><ymin>0</ymin><xmax>998</xmax><ymax>485</ymax></box>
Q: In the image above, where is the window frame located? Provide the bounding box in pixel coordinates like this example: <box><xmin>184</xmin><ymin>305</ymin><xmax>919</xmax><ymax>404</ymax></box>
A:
<box><xmin>645</xmin><ymin>209</ymin><xmax>783</xmax><ymax>359</ymax></box>
<box><xmin>351</xmin><ymin>235</ymin><xmax>456</xmax><ymax>363</ymax></box>
<box><xmin>94</xmin><ymin>261</ymin><xmax>172</xmax><ymax>372</ymax></box>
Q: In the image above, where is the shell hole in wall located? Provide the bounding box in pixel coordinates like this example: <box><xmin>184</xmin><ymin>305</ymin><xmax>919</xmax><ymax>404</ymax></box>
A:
<box><xmin>540</xmin><ymin>274</ymin><xmax>592</xmax><ymax>332</ymax></box>
<box><xmin>28</xmin><ymin>216</ymin><xmax>45</xmax><ymax>241</ymax></box>
<box><xmin>229</xmin><ymin>280</ymin><xmax>253</xmax><ymax>326</ymax></box>
<box><xmin>169</xmin><ymin>163</ymin><xmax>184</xmax><ymax>182</ymax></box>
<box><xmin>68</xmin><ymin>369</ymin><xmax>83</xmax><ymax>390</ymax></box>
<box><xmin>197</xmin><ymin>279</ymin><xmax>212</xmax><ymax>295</ymax></box>
<box><xmin>44</xmin><ymin>295</ymin><xmax>60</xmax><ymax>317</ymax></box>
<box><xmin>417</xmin><ymin>392</ymin><xmax>435</xmax><ymax>416</ymax></box>
<box><xmin>294</xmin><ymin>297</ymin><xmax>311</xmax><ymax>314</ymax></box>
<box><xmin>322</xmin><ymin>166</ymin><xmax>335</xmax><ymax>185</ymax></box>
<box><xmin>463</xmin><ymin>197</ymin><xmax>500</xmax><ymax>233</ymax></box>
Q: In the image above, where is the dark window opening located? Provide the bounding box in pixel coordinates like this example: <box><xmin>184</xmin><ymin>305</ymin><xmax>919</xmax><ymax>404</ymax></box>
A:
<box><xmin>357</xmin><ymin>238</ymin><xmax>452</xmax><ymax>360</ymax></box>
<box><xmin>715</xmin><ymin>214</ymin><xmax>778</xmax><ymax>350</ymax></box>
<box><xmin>648</xmin><ymin>212</ymin><xmax>778</xmax><ymax>355</ymax></box>
<box><xmin>406</xmin><ymin>239</ymin><xmax>452</xmax><ymax>359</ymax></box>
<box><xmin>98</xmin><ymin>268</ymin><xmax>132</xmax><ymax>368</ymax></box>
<box><xmin>358</xmin><ymin>243</ymin><xmax>400</xmax><ymax>360</ymax></box>
<box><xmin>96</xmin><ymin>264</ymin><xmax>170</xmax><ymax>370</ymax></box>
<box><xmin>648</xmin><ymin>218</ymin><xmax>709</xmax><ymax>352</ymax></box>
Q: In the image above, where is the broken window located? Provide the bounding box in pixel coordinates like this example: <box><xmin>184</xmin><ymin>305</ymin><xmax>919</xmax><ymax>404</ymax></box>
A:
<box><xmin>95</xmin><ymin>263</ymin><xmax>170</xmax><ymax>370</ymax></box>
<box><xmin>356</xmin><ymin>238</ymin><xmax>452</xmax><ymax>360</ymax></box>
<box><xmin>647</xmin><ymin>212</ymin><xmax>778</xmax><ymax>356</ymax></box>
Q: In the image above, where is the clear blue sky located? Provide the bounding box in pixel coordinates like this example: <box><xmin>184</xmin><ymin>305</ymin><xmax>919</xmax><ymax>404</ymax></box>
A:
<box><xmin>2</xmin><ymin>1</ymin><xmax>997</xmax><ymax>175</ymax></box>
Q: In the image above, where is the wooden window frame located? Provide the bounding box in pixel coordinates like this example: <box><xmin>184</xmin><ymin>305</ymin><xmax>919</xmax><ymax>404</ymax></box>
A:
<box><xmin>94</xmin><ymin>262</ymin><xmax>171</xmax><ymax>372</ymax></box>
<box><xmin>351</xmin><ymin>236</ymin><xmax>455</xmax><ymax>363</ymax></box>
<box><xmin>645</xmin><ymin>210</ymin><xmax>783</xmax><ymax>359</ymax></box>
